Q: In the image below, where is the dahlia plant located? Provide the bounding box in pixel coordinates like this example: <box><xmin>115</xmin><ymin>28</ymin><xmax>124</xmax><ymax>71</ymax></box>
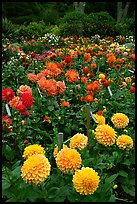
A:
<box><xmin>2</xmin><ymin>34</ymin><xmax>135</xmax><ymax>202</ymax></box>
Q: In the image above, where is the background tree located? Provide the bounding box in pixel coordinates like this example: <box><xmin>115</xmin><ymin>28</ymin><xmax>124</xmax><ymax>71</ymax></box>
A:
<box><xmin>117</xmin><ymin>2</ymin><xmax>130</xmax><ymax>22</ymax></box>
<box><xmin>73</xmin><ymin>2</ymin><xmax>86</xmax><ymax>13</ymax></box>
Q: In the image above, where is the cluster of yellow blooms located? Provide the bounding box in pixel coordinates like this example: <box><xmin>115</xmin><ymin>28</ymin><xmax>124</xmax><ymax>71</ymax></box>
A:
<box><xmin>53</xmin><ymin>133</ymin><xmax>100</xmax><ymax>195</ymax></box>
<box><xmin>21</xmin><ymin>144</ymin><xmax>51</xmax><ymax>185</ymax></box>
<box><xmin>20</xmin><ymin>110</ymin><xmax>133</xmax><ymax>196</ymax></box>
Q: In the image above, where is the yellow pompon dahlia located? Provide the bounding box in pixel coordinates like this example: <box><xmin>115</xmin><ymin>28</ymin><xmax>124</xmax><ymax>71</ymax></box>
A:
<box><xmin>23</xmin><ymin>144</ymin><xmax>45</xmax><ymax>160</ymax></box>
<box><xmin>53</xmin><ymin>144</ymin><xmax>68</xmax><ymax>158</ymax></box>
<box><xmin>56</xmin><ymin>148</ymin><xmax>82</xmax><ymax>174</ymax></box>
<box><xmin>116</xmin><ymin>134</ymin><xmax>133</xmax><ymax>150</ymax></box>
<box><xmin>111</xmin><ymin>113</ymin><xmax>129</xmax><ymax>128</ymax></box>
<box><xmin>95</xmin><ymin>124</ymin><xmax>116</xmax><ymax>146</ymax></box>
<box><xmin>21</xmin><ymin>154</ymin><xmax>51</xmax><ymax>185</ymax></box>
<box><xmin>93</xmin><ymin>114</ymin><xmax>105</xmax><ymax>125</ymax></box>
<box><xmin>72</xmin><ymin>167</ymin><xmax>100</xmax><ymax>195</ymax></box>
<box><xmin>69</xmin><ymin>133</ymin><xmax>88</xmax><ymax>150</ymax></box>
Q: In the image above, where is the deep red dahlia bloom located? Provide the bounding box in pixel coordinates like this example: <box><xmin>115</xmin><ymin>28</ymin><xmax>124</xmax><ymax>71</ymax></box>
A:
<box><xmin>21</xmin><ymin>92</ymin><xmax>34</xmax><ymax>108</ymax></box>
<box><xmin>2</xmin><ymin>88</ymin><xmax>15</xmax><ymax>103</ymax></box>
<box><xmin>16</xmin><ymin>104</ymin><xmax>27</xmax><ymax>114</ymax></box>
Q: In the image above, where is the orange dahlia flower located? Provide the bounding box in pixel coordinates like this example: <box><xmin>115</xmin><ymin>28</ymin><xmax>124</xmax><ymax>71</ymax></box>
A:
<box><xmin>56</xmin><ymin>81</ymin><xmax>66</xmax><ymax>94</ymax></box>
<box><xmin>17</xmin><ymin>85</ymin><xmax>32</xmax><ymax>97</ymax></box>
<box><xmin>27</xmin><ymin>73</ymin><xmax>37</xmax><ymax>82</ymax></box>
<box><xmin>72</xmin><ymin>167</ymin><xmax>100</xmax><ymax>195</ymax></box>
<box><xmin>23</xmin><ymin>144</ymin><xmax>45</xmax><ymax>160</ymax></box>
<box><xmin>84</xmin><ymin>53</ymin><xmax>91</xmax><ymax>62</ymax></box>
<box><xmin>95</xmin><ymin>124</ymin><xmax>116</xmax><ymax>146</ymax></box>
<box><xmin>55</xmin><ymin>148</ymin><xmax>82</xmax><ymax>174</ymax></box>
<box><xmin>60</xmin><ymin>99</ymin><xmax>70</xmax><ymax>107</ymax></box>
<box><xmin>116</xmin><ymin>134</ymin><xmax>133</xmax><ymax>150</ymax></box>
<box><xmin>65</xmin><ymin>69</ymin><xmax>79</xmax><ymax>83</ymax></box>
<box><xmin>69</xmin><ymin>133</ymin><xmax>88</xmax><ymax>150</ymax></box>
<box><xmin>21</xmin><ymin>154</ymin><xmax>51</xmax><ymax>185</ymax></box>
<box><xmin>93</xmin><ymin>114</ymin><xmax>105</xmax><ymax>125</ymax></box>
<box><xmin>111</xmin><ymin>113</ymin><xmax>129</xmax><ymax>128</ymax></box>
<box><xmin>9</xmin><ymin>96</ymin><xmax>22</xmax><ymax>109</ymax></box>
<box><xmin>81</xmin><ymin>76</ymin><xmax>88</xmax><ymax>84</ymax></box>
<box><xmin>53</xmin><ymin>144</ymin><xmax>68</xmax><ymax>158</ymax></box>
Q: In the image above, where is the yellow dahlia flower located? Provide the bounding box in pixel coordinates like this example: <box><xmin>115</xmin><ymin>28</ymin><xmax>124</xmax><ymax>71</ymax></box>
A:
<box><xmin>53</xmin><ymin>144</ymin><xmax>68</xmax><ymax>158</ymax></box>
<box><xmin>21</xmin><ymin>154</ymin><xmax>51</xmax><ymax>185</ymax></box>
<box><xmin>56</xmin><ymin>148</ymin><xmax>82</xmax><ymax>174</ymax></box>
<box><xmin>69</xmin><ymin>133</ymin><xmax>88</xmax><ymax>150</ymax></box>
<box><xmin>95</xmin><ymin>124</ymin><xmax>116</xmax><ymax>146</ymax></box>
<box><xmin>23</xmin><ymin>144</ymin><xmax>45</xmax><ymax>160</ymax></box>
<box><xmin>93</xmin><ymin>114</ymin><xmax>105</xmax><ymax>125</ymax></box>
<box><xmin>72</xmin><ymin>167</ymin><xmax>100</xmax><ymax>195</ymax></box>
<box><xmin>124</xmin><ymin>77</ymin><xmax>132</xmax><ymax>83</ymax></box>
<box><xmin>116</xmin><ymin>134</ymin><xmax>133</xmax><ymax>150</ymax></box>
<box><xmin>111</xmin><ymin>113</ymin><xmax>129</xmax><ymax>129</ymax></box>
<box><xmin>99</xmin><ymin>73</ymin><xmax>105</xmax><ymax>79</ymax></box>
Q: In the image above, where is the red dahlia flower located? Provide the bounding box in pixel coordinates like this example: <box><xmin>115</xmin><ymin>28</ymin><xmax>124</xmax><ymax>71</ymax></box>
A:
<box><xmin>16</xmin><ymin>104</ymin><xmax>27</xmax><ymax>114</ymax></box>
<box><xmin>21</xmin><ymin>92</ymin><xmax>34</xmax><ymax>108</ymax></box>
<box><xmin>2</xmin><ymin>88</ymin><xmax>15</xmax><ymax>103</ymax></box>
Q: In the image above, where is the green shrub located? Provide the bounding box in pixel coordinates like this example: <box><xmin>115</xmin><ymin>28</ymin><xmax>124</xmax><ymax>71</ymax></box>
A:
<box><xmin>59</xmin><ymin>11</ymin><xmax>88</xmax><ymax>37</ymax></box>
<box><xmin>51</xmin><ymin>25</ymin><xmax>60</xmax><ymax>36</ymax></box>
<box><xmin>88</xmin><ymin>11</ymin><xmax>116</xmax><ymax>25</ymax></box>
<box><xmin>113</xmin><ymin>23</ymin><xmax>132</xmax><ymax>37</ymax></box>
<box><xmin>86</xmin><ymin>11</ymin><xmax>116</xmax><ymax>38</ymax></box>
<box><xmin>2</xmin><ymin>17</ymin><xmax>14</xmax><ymax>37</ymax></box>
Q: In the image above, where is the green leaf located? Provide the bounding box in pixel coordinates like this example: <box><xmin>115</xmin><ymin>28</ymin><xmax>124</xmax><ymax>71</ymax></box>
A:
<box><xmin>105</xmin><ymin>173</ymin><xmax>118</xmax><ymax>183</ymax></box>
<box><xmin>118</xmin><ymin>170</ymin><xmax>128</xmax><ymax>177</ymax></box>
<box><xmin>2</xmin><ymin>178</ymin><xmax>11</xmax><ymax>190</ymax></box>
<box><xmin>4</xmin><ymin>145</ymin><xmax>15</xmax><ymax>161</ymax></box>
<box><xmin>47</xmin><ymin>187</ymin><xmax>60</xmax><ymax>199</ymax></box>
<box><xmin>48</xmin><ymin>106</ymin><xmax>54</xmax><ymax>111</ymax></box>
<box><xmin>121</xmin><ymin>185</ymin><xmax>135</xmax><ymax>197</ymax></box>
<box><xmin>12</xmin><ymin>166</ymin><xmax>22</xmax><ymax>181</ymax></box>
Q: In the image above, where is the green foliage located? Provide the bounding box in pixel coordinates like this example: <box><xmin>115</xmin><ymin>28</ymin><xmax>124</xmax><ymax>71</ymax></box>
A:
<box><xmin>59</xmin><ymin>11</ymin><xmax>88</xmax><ymax>36</ymax></box>
<box><xmin>51</xmin><ymin>25</ymin><xmax>60</xmax><ymax>36</ymax></box>
<box><xmin>114</xmin><ymin>22</ymin><xmax>133</xmax><ymax>37</ymax></box>
<box><xmin>2</xmin><ymin>17</ymin><xmax>14</xmax><ymax>37</ymax></box>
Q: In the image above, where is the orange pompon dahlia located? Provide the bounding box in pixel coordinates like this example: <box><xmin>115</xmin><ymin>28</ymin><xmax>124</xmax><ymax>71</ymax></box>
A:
<box><xmin>55</xmin><ymin>148</ymin><xmax>82</xmax><ymax>174</ymax></box>
<box><xmin>21</xmin><ymin>154</ymin><xmax>51</xmax><ymax>185</ymax></box>
<box><xmin>91</xmin><ymin>63</ymin><xmax>97</xmax><ymax>69</ymax></box>
<box><xmin>69</xmin><ymin>133</ymin><xmax>88</xmax><ymax>150</ymax></box>
<box><xmin>111</xmin><ymin>113</ymin><xmax>129</xmax><ymax>128</ymax></box>
<box><xmin>56</xmin><ymin>81</ymin><xmax>66</xmax><ymax>94</ymax></box>
<box><xmin>27</xmin><ymin>73</ymin><xmax>37</xmax><ymax>82</ymax></box>
<box><xmin>84</xmin><ymin>53</ymin><xmax>91</xmax><ymax>62</ymax></box>
<box><xmin>85</xmin><ymin>94</ymin><xmax>93</xmax><ymax>102</ymax></box>
<box><xmin>93</xmin><ymin>114</ymin><xmax>105</xmax><ymax>125</ymax></box>
<box><xmin>37</xmin><ymin>76</ymin><xmax>47</xmax><ymax>91</ymax></box>
<box><xmin>81</xmin><ymin>76</ymin><xmax>88</xmax><ymax>84</ymax></box>
<box><xmin>72</xmin><ymin>167</ymin><xmax>100</xmax><ymax>195</ymax></box>
<box><xmin>17</xmin><ymin>85</ymin><xmax>32</xmax><ymax>97</ymax></box>
<box><xmin>43</xmin><ymin>79</ymin><xmax>58</xmax><ymax>96</ymax></box>
<box><xmin>53</xmin><ymin>144</ymin><xmax>68</xmax><ymax>158</ymax></box>
<box><xmin>23</xmin><ymin>144</ymin><xmax>45</xmax><ymax>160</ymax></box>
<box><xmin>116</xmin><ymin>134</ymin><xmax>133</xmax><ymax>150</ymax></box>
<box><xmin>60</xmin><ymin>99</ymin><xmax>71</xmax><ymax>107</ymax></box>
<box><xmin>65</xmin><ymin>69</ymin><xmax>79</xmax><ymax>83</ymax></box>
<box><xmin>95</xmin><ymin>124</ymin><xmax>116</xmax><ymax>146</ymax></box>
<box><xmin>9</xmin><ymin>96</ymin><xmax>22</xmax><ymax>109</ymax></box>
